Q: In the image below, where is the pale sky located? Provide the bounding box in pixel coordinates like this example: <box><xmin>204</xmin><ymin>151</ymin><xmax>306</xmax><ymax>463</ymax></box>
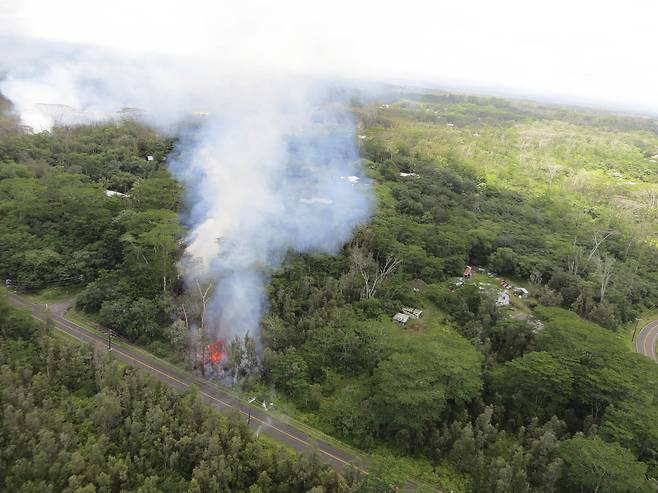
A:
<box><xmin>2</xmin><ymin>0</ymin><xmax>658</xmax><ymax>114</ymax></box>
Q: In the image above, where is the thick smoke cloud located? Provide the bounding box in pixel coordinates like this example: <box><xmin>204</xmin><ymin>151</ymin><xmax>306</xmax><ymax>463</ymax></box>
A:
<box><xmin>169</xmin><ymin>89</ymin><xmax>371</xmax><ymax>339</ymax></box>
<box><xmin>0</xmin><ymin>40</ymin><xmax>372</xmax><ymax>340</ymax></box>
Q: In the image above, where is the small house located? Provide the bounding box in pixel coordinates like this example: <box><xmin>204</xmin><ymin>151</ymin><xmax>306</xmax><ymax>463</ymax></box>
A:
<box><xmin>496</xmin><ymin>291</ymin><xmax>511</xmax><ymax>307</ymax></box>
<box><xmin>393</xmin><ymin>313</ymin><xmax>410</xmax><ymax>324</ymax></box>
<box><xmin>105</xmin><ymin>190</ymin><xmax>128</xmax><ymax>198</ymax></box>
<box><xmin>147</xmin><ymin>155</ymin><xmax>154</xmax><ymax>161</ymax></box>
<box><xmin>402</xmin><ymin>307</ymin><xmax>423</xmax><ymax>319</ymax></box>
<box><xmin>514</xmin><ymin>287</ymin><xmax>529</xmax><ymax>298</ymax></box>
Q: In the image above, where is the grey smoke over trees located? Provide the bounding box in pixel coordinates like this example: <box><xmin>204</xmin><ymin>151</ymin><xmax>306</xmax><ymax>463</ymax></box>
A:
<box><xmin>0</xmin><ymin>42</ymin><xmax>372</xmax><ymax>341</ymax></box>
<box><xmin>170</xmin><ymin>93</ymin><xmax>372</xmax><ymax>340</ymax></box>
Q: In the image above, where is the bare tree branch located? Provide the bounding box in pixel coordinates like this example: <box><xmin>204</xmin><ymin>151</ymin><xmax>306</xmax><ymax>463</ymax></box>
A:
<box><xmin>351</xmin><ymin>247</ymin><xmax>401</xmax><ymax>299</ymax></box>
<box><xmin>595</xmin><ymin>255</ymin><xmax>615</xmax><ymax>302</ymax></box>
<box><xmin>568</xmin><ymin>236</ymin><xmax>583</xmax><ymax>275</ymax></box>
<box><xmin>587</xmin><ymin>231</ymin><xmax>614</xmax><ymax>263</ymax></box>
<box><xmin>195</xmin><ymin>279</ymin><xmax>214</xmax><ymax>375</ymax></box>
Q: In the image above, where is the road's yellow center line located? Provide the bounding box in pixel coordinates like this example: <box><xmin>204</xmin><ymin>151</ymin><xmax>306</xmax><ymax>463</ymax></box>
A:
<box><xmin>640</xmin><ymin>322</ymin><xmax>657</xmax><ymax>360</ymax></box>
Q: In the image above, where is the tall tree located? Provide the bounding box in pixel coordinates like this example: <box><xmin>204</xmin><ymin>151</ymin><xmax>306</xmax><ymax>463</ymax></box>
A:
<box><xmin>558</xmin><ymin>436</ymin><xmax>652</xmax><ymax>493</ymax></box>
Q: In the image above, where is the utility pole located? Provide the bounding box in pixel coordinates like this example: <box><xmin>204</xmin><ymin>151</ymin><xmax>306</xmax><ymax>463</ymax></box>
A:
<box><xmin>107</xmin><ymin>329</ymin><xmax>113</xmax><ymax>352</ymax></box>
<box><xmin>632</xmin><ymin>317</ymin><xmax>641</xmax><ymax>341</ymax></box>
<box><xmin>247</xmin><ymin>396</ymin><xmax>256</xmax><ymax>425</ymax></box>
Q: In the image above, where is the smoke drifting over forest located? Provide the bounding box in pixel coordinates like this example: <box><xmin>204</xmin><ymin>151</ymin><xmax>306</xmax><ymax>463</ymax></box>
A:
<box><xmin>0</xmin><ymin>41</ymin><xmax>372</xmax><ymax>340</ymax></box>
<box><xmin>170</xmin><ymin>90</ymin><xmax>371</xmax><ymax>340</ymax></box>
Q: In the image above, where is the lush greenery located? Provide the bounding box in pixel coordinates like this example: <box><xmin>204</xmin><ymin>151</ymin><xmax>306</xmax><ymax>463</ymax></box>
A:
<box><xmin>0</xmin><ymin>99</ymin><xmax>183</xmax><ymax>353</ymax></box>
<box><xmin>2</xmin><ymin>91</ymin><xmax>658</xmax><ymax>491</ymax></box>
<box><xmin>257</xmin><ymin>94</ymin><xmax>658</xmax><ymax>491</ymax></box>
<box><xmin>0</xmin><ymin>295</ymin><xmax>398</xmax><ymax>492</ymax></box>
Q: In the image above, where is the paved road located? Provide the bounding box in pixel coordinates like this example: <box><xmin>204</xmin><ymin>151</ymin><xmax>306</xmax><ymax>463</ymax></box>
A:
<box><xmin>6</xmin><ymin>292</ymin><xmax>368</xmax><ymax>474</ymax></box>
<box><xmin>635</xmin><ymin>318</ymin><xmax>658</xmax><ymax>362</ymax></box>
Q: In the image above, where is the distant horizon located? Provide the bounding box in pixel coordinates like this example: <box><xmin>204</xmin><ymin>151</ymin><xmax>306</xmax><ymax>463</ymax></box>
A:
<box><xmin>392</xmin><ymin>81</ymin><xmax>658</xmax><ymax>121</ymax></box>
<box><xmin>1</xmin><ymin>39</ymin><xmax>656</xmax><ymax>125</ymax></box>
<box><xmin>2</xmin><ymin>0</ymin><xmax>657</xmax><ymax>118</ymax></box>
<box><xmin>3</xmin><ymin>63</ymin><xmax>656</xmax><ymax>127</ymax></box>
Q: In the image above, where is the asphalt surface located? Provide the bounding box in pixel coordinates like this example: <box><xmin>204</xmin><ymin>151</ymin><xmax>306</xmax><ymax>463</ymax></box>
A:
<box><xmin>6</xmin><ymin>292</ymin><xmax>368</xmax><ymax>474</ymax></box>
<box><xmin>635</xmin><ymin>318</ymin><xmax>658</xmax><ymax>362</ymax></box>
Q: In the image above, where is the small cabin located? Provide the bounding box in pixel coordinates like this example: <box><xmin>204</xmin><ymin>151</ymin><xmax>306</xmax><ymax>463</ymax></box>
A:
<box><xmin>105</xmin><ymin>190</ymin><xmax>128</xmax><ymax>198</ymax></box>
<box><xmin>496</xmin><ymin>291</ymin><xmax>511</xmax><ymax>307</ymax></box>
<box><xmin>514</xmin><ymin>287</ymin><xmax>529</xmax><ymax>298</ymax></box>
<box><xmin>402</xmin><ymin>307</ymin><xmax>423</xmax><ymax>319</ymax></box>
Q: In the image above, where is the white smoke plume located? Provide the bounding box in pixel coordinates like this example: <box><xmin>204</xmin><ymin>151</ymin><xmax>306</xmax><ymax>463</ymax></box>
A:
<box><xmin>169</xmin><ymin>88</ymin><xmax>371</xmax><ymax>339</ymax></box>
<box><xmin>0</xmin><ymin>39</ymin><xmax>372</xmax><ymax>340</ymax></box>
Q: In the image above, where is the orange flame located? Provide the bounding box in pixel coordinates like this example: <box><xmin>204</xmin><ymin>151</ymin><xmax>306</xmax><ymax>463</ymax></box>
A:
<box><xmin>206</xmin><ymin>339</ymin><xmax>226</xmax><ymax>365</ymax></box>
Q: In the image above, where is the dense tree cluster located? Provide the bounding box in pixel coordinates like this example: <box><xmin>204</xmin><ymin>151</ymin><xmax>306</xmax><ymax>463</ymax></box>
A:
<box><xmin>2</xmin><ymin>92</ymin><xmax>657</xmax><ymax>491</ymax></box>
<box><xmin>0</xmin><ymin>297</ymin><xmax>389</xmax><ymax>493</ymax></box>
<box><xmin>262</xmin><ymin>253</ymin><xmax>657</xmax><ymax>490</ymax></box>
<box><xmin>0</xmin><ymin>103</ymin><xmax>183</xmax><ymax>348</ymax></box>
<box><xmin>258</xmin><ymin>97</ymin><xmax>658</xmax><ymax>490</ymax></box>
<box><xmin>357</xmin><ymin>148</ymin><xmax>657</xmax><ymax>328</ymax></box>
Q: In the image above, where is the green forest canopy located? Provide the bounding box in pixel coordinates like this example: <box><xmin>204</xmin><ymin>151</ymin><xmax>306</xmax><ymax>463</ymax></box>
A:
<box><xmin>1</xmin><ymin>91</ymin><xmax>657</xmax><ymax>492</ymax></box>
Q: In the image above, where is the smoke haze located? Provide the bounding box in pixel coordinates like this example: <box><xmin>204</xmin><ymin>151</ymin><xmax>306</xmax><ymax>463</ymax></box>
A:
<box><xmin>0</xmin><ymin>40</ymin><xmax>372</xmax><ymax>340</ymax></box>
<box><xmin>2</xmin><ymin>0</ymin><xmax>657</xmax><ymax>115</ymax></box>
<box><xmin>2</xmin><ymin>0</ymin><xmax>656</xmax><ymax>338</ymax></box>
<box><xmin>169</xmin><ymin>87</ymin><xmax>370</xmax><ymax>339</ymax></box>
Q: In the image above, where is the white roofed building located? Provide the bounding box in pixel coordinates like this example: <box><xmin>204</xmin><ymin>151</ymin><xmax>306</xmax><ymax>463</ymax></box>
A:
<box><xmin>514</xmin><ymin>287</ymin><xmax>529</xmax><ymax>298</ymax></box>
<box><xmin>401</xmin><ymin>307</ymin><xmax>423</xmax><ymax>319</ymax></box>
<box><xmin>496</xmin><ymin>291</ymin><xmax>511</xmax><ymax>307</ymax></box>
<box><xmin>105</xmin><ymin>190</ymin><xmax>128</xmax><ymax>198</ymax></box>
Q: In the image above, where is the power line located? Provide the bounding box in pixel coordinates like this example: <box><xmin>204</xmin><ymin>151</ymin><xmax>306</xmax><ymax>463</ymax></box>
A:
<box><xmin>5</xmin><ymin>274</ymin><xmax>85</xmax><ymax>291</ymax></box>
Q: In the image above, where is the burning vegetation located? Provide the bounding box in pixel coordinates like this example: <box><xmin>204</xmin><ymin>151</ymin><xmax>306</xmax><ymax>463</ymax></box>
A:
<box><xmin>206</xmin><ymin>339</ymin><xmax>227</xmax><ymax>366</ymax></box>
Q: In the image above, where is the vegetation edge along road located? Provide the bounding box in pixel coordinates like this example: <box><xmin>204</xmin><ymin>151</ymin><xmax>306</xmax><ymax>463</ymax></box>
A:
<box><xmin>7</xmin><ymin>291</ymin><xmax>445</xmax><ymax>493</ymax></box>
<box><xmin>6</xmin><ymin>292</ymin><xmax>368</xmax><ymax>474</ymax></box>
<box><xmin>635</xmin><ymin>317</ymin><xmax>658</xmax><ymax>362</ymax></box>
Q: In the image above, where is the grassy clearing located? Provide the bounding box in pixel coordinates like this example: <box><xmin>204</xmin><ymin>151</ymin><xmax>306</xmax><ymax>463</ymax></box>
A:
<box><xmin>24</xmin><ymin>285</ymin><xmax>84</xmax><ymax>304</ymax></box>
